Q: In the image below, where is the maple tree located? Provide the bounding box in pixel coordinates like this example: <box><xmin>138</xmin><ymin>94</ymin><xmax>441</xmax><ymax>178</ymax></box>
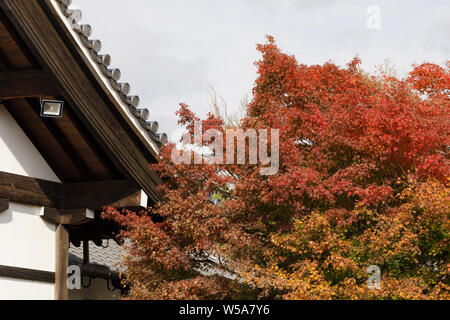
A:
<box><xmin>104</xmin><ymin>36</ymin><xmax>449</xmax><ymax>300</ymax></box>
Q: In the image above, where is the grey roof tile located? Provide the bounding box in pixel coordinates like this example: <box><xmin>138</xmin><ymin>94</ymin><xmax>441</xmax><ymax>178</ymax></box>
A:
<box><xmin>69</xmin><ymin>240</ymin><xmax>127</xmax><ymax>272</ymax></box>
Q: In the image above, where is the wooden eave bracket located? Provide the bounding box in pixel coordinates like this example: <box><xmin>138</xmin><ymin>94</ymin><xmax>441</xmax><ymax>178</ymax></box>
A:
<box><xmin>42</xmin><ymin>207</ymin><xmax>94</xmax><ymax>225</ymax></box>
<box><xmin>0</xmin><ymin>171</ymin><xmax>149</xmax><ymax>225</ymax></box>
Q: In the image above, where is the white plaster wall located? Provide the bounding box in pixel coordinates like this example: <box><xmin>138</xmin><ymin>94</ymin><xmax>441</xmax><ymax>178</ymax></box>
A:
<box><xmin>0</xmin><ymin>103</ymin><xmax>61</xmax><ymax>182</ymax></box>
<box><xmin>69</xmin><ymin>278</ymin><xmax>121</xmax><ymax>300</ymax></box>
<box><xmin>0</xmin><ymin>203</ymin><xmax>56</xmax><ymax>300</ymax></box>
<box><xmin>0</xmin><ymin>277</ymin><xmax>54</xmax><ymax>300</ymax></box>
<box><xmin>0</xmin><ymin>202</ymin><xmax>56</xmax><ymax>271</ymax></box>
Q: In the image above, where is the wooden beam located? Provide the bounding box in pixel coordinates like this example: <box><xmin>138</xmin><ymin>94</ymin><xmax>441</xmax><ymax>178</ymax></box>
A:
<box><xmin>41</xmin><ymin>207</ymin><xmax>62</xmax><ymax>224</ymax></box>
<box><xmin>0</xmin><ymin>69</ymin><xmax>59</xmax><ymax>100</ymax></box>
<box><xmin>0</xmin><ymin>171</ymin><xmax>144</xmax><ymax>214</ymax></box>
<box><xmin>0</xmin><ymin>264</ymin><xmax>124</xmax><ymax>287</ymax></box>
<box><xmin>0</xmin><ymin>171</ymin><xmax>61</xmax><ymax>208</ymax></box>
<box><xmin>108</xmin><ymin>190</ymin><xmax>148</xmax><ymax>209</ymax></box>
<box><xmin>0</xmin><ymin>0</ymin><xmax>162</xmax><ymax>203</ymax></box>
<box><xmin>0</xmin><ymin>265</ymin><xmax>54</xmax><ymax>283</ymax></box>
<box><xmin>0</xmin><ymin>8</ymin><xmax>41</xmax><ymax>68</ymax></box>
<box><xmin>42</xmin><ymin>207</ymin><xmax>94</xmax><ymax>225</ymax></box>
<box><xmin>62</xmin><ymin>101</ymin><xmax>123</xmax><ymax>180</ymax></box>
<box><xmin>62</xmin><ymin>179</ymin><xmax>141</xmax><ymax>210</ymax></box>
<box><xmin>0</xmin><ymin>198</ymin><xmax>8</xmax><ymax>213</ymax></box>
<box><xmin>0</xmin><ymin>264</ymin><xmax>124</xmax><ymax>285</ymax></box>
<box><xmin>55</xmin><ymin>223</ymin><xmax>69</xmax><ymax>300</ymax></box>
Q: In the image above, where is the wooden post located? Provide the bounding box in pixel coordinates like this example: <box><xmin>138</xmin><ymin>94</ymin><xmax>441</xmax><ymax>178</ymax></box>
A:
<box><xmin>55</xmin><ymin>223</ymin><xmax>69</xmax><ymax>300</ymax></box>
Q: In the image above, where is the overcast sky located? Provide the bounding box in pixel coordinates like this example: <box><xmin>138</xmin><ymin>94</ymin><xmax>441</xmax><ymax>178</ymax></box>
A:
<box><xmin>74</xmin><ymin>0</ymin><xmax>449</xmax><ymax>136</ymax></box>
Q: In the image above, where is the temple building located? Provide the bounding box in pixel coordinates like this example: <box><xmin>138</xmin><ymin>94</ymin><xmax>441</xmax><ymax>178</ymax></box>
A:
<box><xmin>0</xmin><ymin>0</ymin><xmax>166</xmax><ymax>300</ymax></box>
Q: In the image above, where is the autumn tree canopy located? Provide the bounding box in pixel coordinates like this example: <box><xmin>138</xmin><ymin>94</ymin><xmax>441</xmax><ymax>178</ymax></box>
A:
<box><xmin>104</xmin><ymin>37</ymin><xmax>449</xmax><ymax>300</ymax></box>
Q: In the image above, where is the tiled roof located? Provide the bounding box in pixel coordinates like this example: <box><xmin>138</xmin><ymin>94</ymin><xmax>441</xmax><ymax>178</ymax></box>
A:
<box><xmin>69</xmin><ymin>240</ymin><xmax>127</xmax><ymax>272</ymax></box>
<box><xmin>69</xmin><ymin>241</ymin><xmax>238</xmax><ymax>281</ymax></box>
<box><xmin>55</xmin><ymin>0</ymin><xmax>168</xmax><ymax>147</ymax></box>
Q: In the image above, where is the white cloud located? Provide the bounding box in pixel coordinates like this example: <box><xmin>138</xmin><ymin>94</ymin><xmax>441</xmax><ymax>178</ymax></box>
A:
<box><xmin>74</xmin><ymin>0</ymin><xmax>449</xmax><ymax>135</ymax></box>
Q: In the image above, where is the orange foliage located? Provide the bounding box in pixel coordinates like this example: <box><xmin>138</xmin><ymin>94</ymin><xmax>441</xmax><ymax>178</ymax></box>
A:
<box><xmin>104</xmin><ymin>37</ymin><xmax>449</xmax><ymax>300</ymax></box>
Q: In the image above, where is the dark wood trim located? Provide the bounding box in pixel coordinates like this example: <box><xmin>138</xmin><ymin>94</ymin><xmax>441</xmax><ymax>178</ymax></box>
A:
<box><xmin>0</xmin><ymin>0</ymin><xmax>162</xmax><ymax>203</ymax></box>
<box><xmin>55</xmin><ymin>223</ymin><xmax>69</xmax><ymax>300</ymax></box>
<box><xmin>0</xmin><ymin>265</ymin><xmax>55</xmax><ymax>283</ymax></box>
<box><xmin>62</xmin><ymin>179</ymin><xmax>141</xmax><ymax>209</ymax></box>
<box><xmin>108</xmin><ymin>190</ymin><xmax>148</xmax><ymax>209</ymax></box>
<box><xmin>42</xmin><ymin>207</ymin><xmax>94</xmax><ymax>225</ymax></box>
<box><xmin>62</xmin><ymin>102</ymin><xmax>124</xmax><ymax>180</ymax></box>
<box><xmin>0</xmin><ymin>69</ymin><xmax>59</xmax><ymax>100</ymax></box>
<box><xmin>0</xmin><ymin>197</ymin><xmax>8</xmax><ymax>213</ymax></box>
<box><xmin>0</xmin><ymin>264</ymin><xmax>125</xmax><ymax>286</ymax></box>
<box><xmin>0</xmin><ymin>171</ymin><xmax>145</xmax><ymax>217</ymax></box>
<box><xmin>0</xmin><ymin>171</ymin><xmax>61</xmax><ymax>208</ymax></box>
<box><xmin>41</xmin><ymin>207</ymin><xmax>65</xmax><ymax>225</ymax></box>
